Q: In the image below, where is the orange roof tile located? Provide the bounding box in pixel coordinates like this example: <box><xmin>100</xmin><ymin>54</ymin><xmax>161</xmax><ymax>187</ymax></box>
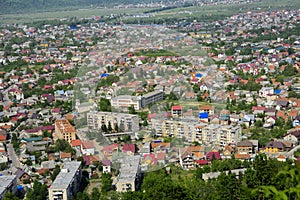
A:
<box><xmin>71</xmin><ymin>139</ymin><xmax>81</xmax><ymax>147</ymax></box>
<box><xmin>60</xmin><ymin>152</ymin><xmax>71</xmax><ymax>159</ymax></box>
<box><xmin>151</xmin><ymin>142</ymin><xmax>170</xmax><ymax>149</ymax></box>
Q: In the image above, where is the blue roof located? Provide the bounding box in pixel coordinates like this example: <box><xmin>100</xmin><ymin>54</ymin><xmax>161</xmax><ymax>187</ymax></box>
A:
<box><xmin>196</xmin><ymin>73</ymin><xmax>203</xmax><ymax>78</ymax></box>
<box><xmin>30</xmin><ymin>156</ymin><xmax>36</xmax><ymax>161</ymax></box>
<box><xmin>55</xmin><ymin>90</ymin><xmax>64</xmax><ymax>95</ymax></box>
<box><xmin>274</xmin><ymin>89</ymin><xmax>281</xmax><ymax>94</ymax></box>
<box><xmin>100</xmin><ymin>73</ymin><xmax>109</xmax><ymax>78</ymax></box>
<box><xmin>70</xmin><ymin>25</ymin><xmax>77</xmax><ymax>30</ymax></box>
<box><xmin>199</xmin><ymin>112</ymin><xmax>209</xmax><ymax>118</ymax></box>
<box><xmin>17</xmin><ymin>185</ymin><xmax>23</xmax><ymax>190</ymax></box>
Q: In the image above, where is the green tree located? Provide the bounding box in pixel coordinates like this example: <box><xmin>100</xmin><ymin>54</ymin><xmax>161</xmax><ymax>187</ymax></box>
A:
<box><xmin>98</xmin><ymin>98</ymin><xmax>111</xmax><ymax>112</ymax></box>
<box><xmin>108</xmin><ymin>121</ymin><xmax>112</xmax><ymax>133</ymax></box>
<box><xmin>128</xmin><ymin>105</ymin><xmax>137</xmax><ymax>114</ymax></box>
<box><xmin>101</xmin><ymin>173</ymin><xmax>112</xmax><ymax>193</ymax></box>
<box><xmin>54</xmin><ymin>139</ymin><xmax>75</xmax><ymax>155</ymax></box>
<box><xmin>26</xmin><ymin>180</ymin><xmax>48</xmax><ymax>200</ymax></box>
<box><xmin>51</xmin><ymin>165</ymin><xmax>61</xmax><ymax>181</ymax></box>
<box><xmin>91</xmin><ymin>188</ymin><xmax>101</xmax><ymax>200</ymax></box>
<box><xmin>3</xmin><ymin>192</ymin><xmax>21</xmax><ymax>200</ymax></box>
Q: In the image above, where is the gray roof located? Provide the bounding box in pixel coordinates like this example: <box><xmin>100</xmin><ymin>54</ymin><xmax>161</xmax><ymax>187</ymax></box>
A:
<box><xmin>142</xmin><ymin>90</ymin><xmax>162</xmax><ymax>98</ymax></box>
<box><xmin>50</xmin><ymin>161</ymin><xmax>81</xmax><ymax>190</ymax></box>
<box><xmin>117</xmin><ymin>155</ymin><xmax>140</xmax><ymax>183</ymax></box>
<box><xmin>0</xmin><ymin>175</ymin><xmax>17</xmax><ymax>195</ymax></box>
<box><xmin>41</xmin><ymin>160</ymin><xmax>56</xmax><ymax>169</ymax></box>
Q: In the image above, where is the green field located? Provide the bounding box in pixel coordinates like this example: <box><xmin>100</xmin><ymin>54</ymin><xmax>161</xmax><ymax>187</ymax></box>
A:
<box><xmin>0</xmin><ymin>8</ymin><xmax>152</xmax><ymax>24</ymax></box>
<box><xmin>1</xmin><ymin>0</ymin><xmax>300</xmax><ymax>24</ymax></box>
<box><xmin>123</xmin><ymin>0</ymin><xmax>300</xmax><ymax>23</ymax></box>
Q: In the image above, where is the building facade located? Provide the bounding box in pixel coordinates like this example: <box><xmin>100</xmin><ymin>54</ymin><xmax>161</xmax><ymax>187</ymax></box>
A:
<box><xmin>150</xmin><ymin>118</ymin><xmax>241</xmax><ymax>146</ymax></box>
<box><xmin>87</xmin><ymin>111</ymin><xmax>139</xmax><ymax>133</ymax></box>
<box><xmin>0</xmin><ymin>175</ymin><xmax>18</xmax><ymax>199</ymax></box>
<box><xmin>116</xmin><ymin>155</ymin><xmax>141</xmax><ymax>192</ymax></box>
<box><xmin>54</xmin><ymin>118</ymin><xmax>76</xmax><ymax>143</ymax></box>
<box><xmin>111</xmin><ymin>91</ymin><xmax>163</xmax><ymax>111</ymax></box>
<box><xmin>141</xmin><ymin>91</ymin><xmax>164</xmax><ymax>108</ymax></box>
<box><xmin>111</xmin><ymin>95</ymin><xmax>142</xmax><ymax>111</ymax></box>
<box><xmin>49</xmin><ymin>161</ymin><xmax>82</xmax><ymax>200</ymax></box>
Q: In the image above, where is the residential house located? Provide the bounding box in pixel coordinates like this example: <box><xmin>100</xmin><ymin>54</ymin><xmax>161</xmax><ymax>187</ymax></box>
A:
<box><xmin>206</xmin><ymin>151</ymin><xmax>221</xmax><ymax>161</ymax></box>
<box><xmin>237</xmin><ymin>140</ymin><xmax>253</xmax><ymax>154</ymax></box>
<box><xmin>122</xmin><ymin>144</ymin><xmax>135</xmax><ymax>156</ymax></box>
<box><xmin>181</xmin><ymin>151</ymin><xmax>195</xmax><ymax>170</ymax></box>
<box><xmin>83</xmin><ymin>155</ymin><xmax>100</xmax><ymax>166</ymax></box>
<box><xmin>81</xmin><ymin>141</ymin><xmax>95</xmax><ymax>155</ymax></box>
<box><xmin>60</xmin><ymin>152</ymin><xmax>72</xmax><ymax>162</ymax></box>
<box><xmin>199</xmin><ymin>105</ymin><xmax>215</xmax><ymax>116</ymax></box>
<box><xmin>222</xmin><ymin>145</ymin><xmax>234</xmax><ymax>159</ymax></box>
<box><xmin>264</xmin><ymin>141</ymin><xmax>287</xmax><ymax>154</ymax></box>
<box><xmin>259</xmin><ymin>87</ymin><xmax>274</xmax><ymax>98</ymax></box>
<box><xmin>283</xmin><ymin>129</ymin><xmax>300</xmax><ymax>145</ymax></box>
<box><xmin>102</xmin><ymin>160</ymin><xmax>112</xmax><ymax>173</ymax></box>
<box><xmin>171</xmin><ymin>105</ymin><xmax>182</xmax><ymax>118</ymax></box>
<box><xmin>14</xmin><ymin>169</ymin><xmax>30</xmax><ymax>182</ymax></box>
<box><xmin>102</xmin><ymin>144</ymin><xmax>119</xmax><ymax>159</ymax></box>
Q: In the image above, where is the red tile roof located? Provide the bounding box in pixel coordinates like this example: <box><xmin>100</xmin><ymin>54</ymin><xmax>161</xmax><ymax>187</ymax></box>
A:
<box><xmin>81</xmin><ymin>141</ymin><xmax>94</xmax><ymax>149</ymax></box>
<box><xmin>122</xmin><ymin>144</ymin><xmax>135</xmax><ymax>153</ymax></box>
<box><xmin>172</xmin><ymin>105</ymin><xmax>182</xmax><ymax>111</ymax></box>
<box><xmin>0</xmin><ymin>135</ymin><xmax>6</xmax><ymax>141</ymax></box>
<box><xmin>194</xmin><ymin>160</ymin><xmax>208</xmax><ymax>165</ymax></box>
<box><xmin>71</xmin><ymin>139</ymin><xmax>81</xmax><ymax>147</ymax></box>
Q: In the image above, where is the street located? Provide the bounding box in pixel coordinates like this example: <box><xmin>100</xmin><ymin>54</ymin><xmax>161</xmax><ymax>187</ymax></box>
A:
<box><xmin>7</xmin><ymin>143</ymin><xmax>20</xmax><ymax>168</ymax></box>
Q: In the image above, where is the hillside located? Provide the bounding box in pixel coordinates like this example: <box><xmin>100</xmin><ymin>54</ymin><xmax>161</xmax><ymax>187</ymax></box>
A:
<box><xmin>0</xmin><ymin>0</ymin><xmax>171</xmax><ymax>15</ymax></box>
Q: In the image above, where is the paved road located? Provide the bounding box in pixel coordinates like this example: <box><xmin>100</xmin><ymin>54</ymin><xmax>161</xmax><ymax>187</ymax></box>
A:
<box><xmin>7</xmin><ymin>143</ymin><xmax>20</xmax><ymax>168</ymax></box>
<box><xmin>286</xmin><ymin>144</ymin><xmax>300</xmax><ymax>159</ymax></box>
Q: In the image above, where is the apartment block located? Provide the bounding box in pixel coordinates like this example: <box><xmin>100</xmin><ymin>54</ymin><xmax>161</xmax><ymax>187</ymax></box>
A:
<box><xmin>150</xmin><ymin>117</ymin><xmax>205</xmax><ymax>143</ymax></box>
<box><xmin>116</xmin><ymin>155</ymin><xmax>141</xmax><ymax>192</ymax></box>
<box><xmin>0</xmin><ymin>175</ymin><xmax>18</xmax><ymax>199</ymax></box>
<box><xmin>49</xmin><ymin>161</ymin><xmax>82</xmax><ymax>200</ymax></box>
<box><xmin>87</xmin><ymin>111</ymin><xmax>139</xmax><ymax>133</ymax></box>
<box><xmin>201</xmin><ymin>124</ymin><xmax>242</xmax><ymax>146</ymax></box>
<box><xmin>150</xmin><ymin>118</ymin><xmax>241</xmax><ymax>146</ymax></box>
<box><xmin>54</xmin><ymin>118</ymin><xmax>76</xmax><ymax>143</ymax></box>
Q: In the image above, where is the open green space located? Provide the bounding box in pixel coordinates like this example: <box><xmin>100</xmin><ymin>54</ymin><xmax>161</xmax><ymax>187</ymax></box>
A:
<box><xmin>0</xmin><ymin>8</ymin><xmax>152</xmax><ymax>24</ymax></box>
<box><xmin>1</xmin><ymin>0</ymin><xmax>300</xmax><ymax>24</ymax></box>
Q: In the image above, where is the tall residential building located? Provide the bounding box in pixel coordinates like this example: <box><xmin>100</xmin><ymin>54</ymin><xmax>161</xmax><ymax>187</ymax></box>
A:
<box><xmin>201</xmin><ymin>124</ymin><xmax>242</xmax><ymax>146</ymax></box>
<box><xmin>116</xmin><ymin>155</ymin><xmax>141</xmax><ymax>192</ymax></box>
<box><xmin>151</xmin><ymin>117</ymin><xmax>205</xmax><ymax>143</ymax></box>
<box><xmin>150</xmin><ymin>117</ymin><xmax>241</xmax><ymax>146</ymax></box>
<box><xmin>49</xmin><ymin>161</ymin><xmax>82</xmax><ymax>200</ymax></box>
<box><xmin>87</xmin><ymin>111</ymin><xmax>139</xmax><ymax>133</ymax></box>
<box><xmin>0</xmin><ymin>175</ymin><xmax>18</xmax><ymax>199</ymax></box>
<box><xmin>54</xmin><ymin>118</ymin><xmax>76</xmax><ymax>143</ymax></box>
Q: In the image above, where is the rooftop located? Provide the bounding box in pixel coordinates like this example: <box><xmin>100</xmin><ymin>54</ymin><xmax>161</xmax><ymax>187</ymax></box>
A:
<box><xmin>55</xmin><ymin>118</ymin><xmax>75</xmax><ymax>133</ymax></box>
<box><xmin>50</xmin><ymin>161</ymin><xmax>81</xmax><ymax>190</ymax></box>
<box><xmin>117</xmin><ymin>155</ymin><xmax>140</xmax><ymax>183</ymax></box>
<box><xmin>0</xmin><ymin>175</ymin><xmax>17</xmax><ymax>195</ymax></box>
